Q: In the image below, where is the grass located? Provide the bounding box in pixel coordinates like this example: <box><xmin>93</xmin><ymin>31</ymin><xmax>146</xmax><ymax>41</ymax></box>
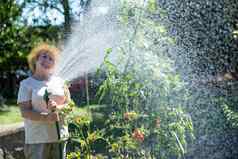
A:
<box><xmin>0</xmin><ymin>99</ymin><xmax>102</xmax><ymax>125</ymax></box>
<box><xmin>0</xmin><ymin>99</ymin><xmax>23</xmax><ymax>125</ymax></box>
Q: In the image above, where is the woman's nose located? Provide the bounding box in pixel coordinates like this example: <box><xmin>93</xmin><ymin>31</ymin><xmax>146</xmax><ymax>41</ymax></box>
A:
<box><xmin>44</xmin><ymin>57</ymin><xmax>54</xmax><ymax>65</ymax></box>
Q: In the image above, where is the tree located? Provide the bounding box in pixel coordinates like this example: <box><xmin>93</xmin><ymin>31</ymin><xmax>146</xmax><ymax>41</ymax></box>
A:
<box><xmin>0</xmin><ymin>0</ymin><xmax>34</xmax><ymax>72</ymax></box>
<box><xmin>0</xmin><ymin>1</ymin><xmax>26</xmax><ymax>97</ymax></box>
<box><xmin>0</xmin><ymin>0</ymin><xmax>61</xmax><ymax>97</ymax></box>
<box><xmin>22</xmin><ymin>0</ymin><xmax>92</xmax><ymax>35</ymax></box>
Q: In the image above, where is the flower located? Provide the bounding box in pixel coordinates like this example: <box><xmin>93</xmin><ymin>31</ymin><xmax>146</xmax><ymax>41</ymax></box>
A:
<box><xmin>88</xmin><ymin>132</ymin><xmax>97</xmax><ymax>142</ymax></box>
<box><xmin>73</xmin><ymin>115</ymin><xmax>90</xmax><ymax>126</ymax></box>
<box><xmin>111</xmin><ymin>143</ymin><xmax>119</xmax><ymax>152</ymax></box>
<box><xmin>124</xmin><ymin>111</ymin><xmax>138</xmax><ymax>120</ymax></box>
<box><xmin>132</xmin><ymin>129</ymin><xmax>144</xmax><ymax>142</ymax></box>
<box><xmin>74</xmin><ymin>116</ymin><xmax>81</xmax><ymax>124</ymax></box>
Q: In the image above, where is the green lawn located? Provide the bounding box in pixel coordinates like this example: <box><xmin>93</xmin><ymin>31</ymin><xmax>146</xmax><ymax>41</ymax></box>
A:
<box><xmin>0</xmin><ymin>105</ymin><xmax>90</xmax><ymax>125</ymax></box>
<box><xmin>0</xmin><ymin>104</ymin><xmax>23</xmax><ymax>125</ymax></box>
<box><xmin>0</xmin><ymin>100</ymin><xmax>94</xmax><ymax>125</ymax></box>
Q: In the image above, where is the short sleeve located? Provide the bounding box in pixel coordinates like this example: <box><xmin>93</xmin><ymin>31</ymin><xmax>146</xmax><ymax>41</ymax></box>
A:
<box><xmin>17</xmin><ymin>81</ymin><xmax>32</xmax><ymax>103</ymax></box>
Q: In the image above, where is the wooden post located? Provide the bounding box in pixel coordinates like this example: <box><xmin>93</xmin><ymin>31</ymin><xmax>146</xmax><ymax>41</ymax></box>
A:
<box><xmin>85</xmin><ymin>72</ymin><xmax>90</xmax><ymax>106</ymax></box>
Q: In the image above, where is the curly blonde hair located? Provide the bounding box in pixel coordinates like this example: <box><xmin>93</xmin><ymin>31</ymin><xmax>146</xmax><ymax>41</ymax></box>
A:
<box><xmin>27</xmin><ymin>43</ymin><xmax>60</xmax><ymax>73</ymax></box>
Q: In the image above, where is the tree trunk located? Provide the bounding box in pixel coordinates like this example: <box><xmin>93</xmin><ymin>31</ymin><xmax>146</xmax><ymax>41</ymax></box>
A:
<box><xmin>62</xmin><ymin>0</ymin><xmax>71</xmax><ymax>38</ymax></box>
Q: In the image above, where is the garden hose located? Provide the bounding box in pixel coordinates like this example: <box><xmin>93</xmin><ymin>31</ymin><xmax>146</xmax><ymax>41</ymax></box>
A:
<box><xmin>44</xmin><ymin>90</ymin><xmax>63</xmax><ymax>159</ymax></box>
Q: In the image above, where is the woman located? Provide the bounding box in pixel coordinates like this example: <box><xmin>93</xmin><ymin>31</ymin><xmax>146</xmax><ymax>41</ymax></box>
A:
<box><xmin>17</xmin><ymin>43</ymin><xmax>70</xmax><ymax>159</ymax></box>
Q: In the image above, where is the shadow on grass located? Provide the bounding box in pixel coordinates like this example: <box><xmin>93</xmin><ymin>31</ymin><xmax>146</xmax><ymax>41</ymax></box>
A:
<box><xmin>0</xmin><ymin>99</ymin><xmax>17</xmax><ymax>113</ymax></box>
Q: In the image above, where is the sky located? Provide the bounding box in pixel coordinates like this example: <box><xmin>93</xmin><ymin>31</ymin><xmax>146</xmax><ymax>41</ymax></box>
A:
<box><xmin>16</xmin><ymin>0</ymin><xmax>112</xmax><ymax>27</ymax></box>
<box><xmin>17</xmin><ymin>0</ymin><xmax>83</xmax><ymax>26</ymax></box>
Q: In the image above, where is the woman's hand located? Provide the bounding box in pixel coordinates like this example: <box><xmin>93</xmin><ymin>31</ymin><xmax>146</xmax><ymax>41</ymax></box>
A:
<box><xmin>48</xmin><ymin>99</ymin><xmax>57</xmax><ymax>111</ymax></box>
<box><xmin>46</xmin><ymin>112</ymin><xmax>59</xmax><ymax>123</ymax></box>
<box><xmin>18</xmin><ymin>101</ymin><xmax>59</xmax><ymax>122</ymax></box>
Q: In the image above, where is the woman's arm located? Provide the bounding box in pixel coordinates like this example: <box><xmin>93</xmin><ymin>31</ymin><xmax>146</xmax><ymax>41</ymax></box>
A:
<box><xmin>56</xmin><ymin>85</ymin><xmax>71</xmax><ymax>110</ymax></box>
<box><xmin>18</xmin><ymin>101</ymin><xmax>59</xmax><ymax>123</ymax></box>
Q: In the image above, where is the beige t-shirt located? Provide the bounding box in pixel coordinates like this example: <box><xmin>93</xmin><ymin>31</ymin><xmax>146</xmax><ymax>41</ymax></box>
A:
<box><xmin>17</xmin><ymin>76</ymin><xmax>69</xmax><ymax>144</ymax></box>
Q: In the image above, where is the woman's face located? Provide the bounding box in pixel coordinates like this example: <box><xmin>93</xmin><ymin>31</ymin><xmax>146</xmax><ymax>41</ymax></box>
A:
<box><xmin>35</xmin><ymin>52</ymin><xmax>55</xmax><ymax>74</ymax></box>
